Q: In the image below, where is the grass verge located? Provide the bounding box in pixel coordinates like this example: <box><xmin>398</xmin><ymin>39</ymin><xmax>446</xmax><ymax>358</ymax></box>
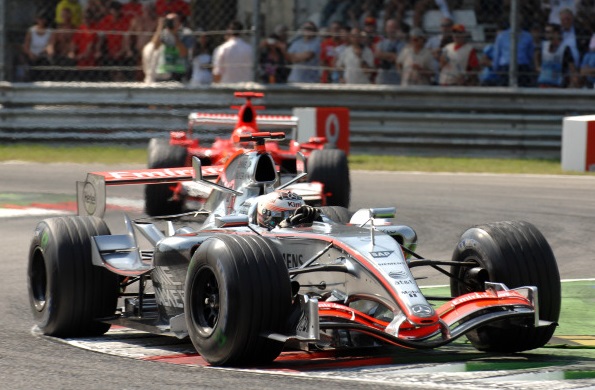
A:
<box><xmin>0</xmin><ymin>144</ymin><xmax>591</xmax><ymax>175</ymax></box>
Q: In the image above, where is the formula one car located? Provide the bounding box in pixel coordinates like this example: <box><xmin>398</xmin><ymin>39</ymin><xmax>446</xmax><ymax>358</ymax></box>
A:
<box><xmin>144</xmin><ymin>92</ymin><xmax>350</xmax><ymax>216</ymax></box>
<box><xmin>28</xmin><ymin>132</ymin><xmax>561</xmax><ymax>367</ymax></box>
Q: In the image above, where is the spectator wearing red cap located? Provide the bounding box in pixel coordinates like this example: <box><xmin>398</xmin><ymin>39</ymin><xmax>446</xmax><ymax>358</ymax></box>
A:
<box><xmin>439</xmin><ymin>24</ymin><xmax>479</xmax><ymax>86</ymax></box>
<box><xmin>363</xmin><ymin>17</ymin><xmax>382</xmax><ymax>47</ymax></box>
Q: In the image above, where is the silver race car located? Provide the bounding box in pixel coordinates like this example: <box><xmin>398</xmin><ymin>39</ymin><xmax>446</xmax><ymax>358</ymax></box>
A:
<box><xmin>28</xmin><ymin>133</ymin><xmax>561</xmax><ymax>366</ymax></box>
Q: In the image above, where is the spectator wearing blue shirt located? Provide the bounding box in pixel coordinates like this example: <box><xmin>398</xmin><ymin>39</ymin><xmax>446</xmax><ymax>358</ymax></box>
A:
<box><xmin>492</xmin><ymin>24</ymin><xmax>535</xmax><ymax>86</ymax></box>
<box><xmin>287</xmin><ymin>22</ymin><xmax>321</xmax><ymax>83</ymax></box>
<box><xmin>580</xmin><ymin>34</ymin><xmax>595</xmax><ymax>88</ymax></box>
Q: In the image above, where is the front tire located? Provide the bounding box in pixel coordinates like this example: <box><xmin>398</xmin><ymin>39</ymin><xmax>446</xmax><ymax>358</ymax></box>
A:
<box><xmin>319</xmin><ymin>206</ymin><xmax>351</xmax><ymax>224</ymax></box>
<box><xmin>144</xmin><ymin>138</ymin><xmax>187</xmax><ymax>216</ymax></box>
<box><xmin>185</xmin><ymin>235</ymin><xmax>291</xmax><ymax>366</ymax></box>
<box><xmin>307</xmin><ymin>149</ymin><xmax>350</xmax><ymax>208</ymax></box>
<box><xmin>450</xmin><ymin>221</ymin><xmax>561</xmax><ymax>352</ymax></box>
<box><xmin>28</xmin><ymin>216</ymin><xmax>120</xmax><ymax>337</ymax></box>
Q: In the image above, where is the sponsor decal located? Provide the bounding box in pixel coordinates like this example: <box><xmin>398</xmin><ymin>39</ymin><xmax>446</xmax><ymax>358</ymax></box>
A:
<box><xmin>41</xmin><ymin>230</ymin><xmax>49</xmax><ymax>250</ymax></box>
<box><xmin>106</xmin><ymin>168</ymin><xmax>194</xmax><ymax>181</ymax></box>
<box><xmin>82</xmin><ymin>182</ymin><xmax>97</xmax><ymax>215</ymax></box>
<box><xmin>400</xmin><ymin>290</ymin><xmax>420</xmax><ymax>298</ymax></box>
<box><xmin>297</xmin><ymin>312</ymin><xmax>309</xmax><ymax>333</ymax></box>
<box><xmin>411</xmin><ymin>304</ymin><xmax>434</xmax><ymax>317</ymax></box>
<box><xmin>152</xmin><ymin>266</ymin><xmax>184</xmax><ymax>308</ymax></box>
<box><xmin>370</xmin><ymin>251</ymin><xmax>393</xmax><ymax>258</ymax></box>
<box><xmin>283</xmin><ymin>253</ymin><xmax>304</xmax><ymax>268</ymax></box>
<box><xmin>216</xmin><ymin>329</ymin><xmax>227</xmax><ymax>347</ymax></box>
<box><xmin>388</xmin><ymin>270</ymin><xmax>408</xmax><ymax>279</ymax></box>
<box><xmin>377</xmin><ymin>261</ymin><xmax>405</xmax><ymax>267</ymax></box>
<box><xmin>451</xmin><ymin>291</ymin><xmax>492</xmax><ymax>305</ymax></box>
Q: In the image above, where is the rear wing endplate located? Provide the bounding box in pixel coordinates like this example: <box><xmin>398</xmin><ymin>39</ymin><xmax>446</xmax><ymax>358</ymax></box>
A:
<box><xmin>76</xmin><ymin>165</ymin><xmax>223</xmax><ymax>218</ymax></box>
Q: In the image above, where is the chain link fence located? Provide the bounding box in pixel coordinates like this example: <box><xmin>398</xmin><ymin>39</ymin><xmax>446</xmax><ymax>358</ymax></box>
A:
<box><xmin>4</xmin><ymin>0</ymin><xmax>595</xmax><ymax>88</ymax></box>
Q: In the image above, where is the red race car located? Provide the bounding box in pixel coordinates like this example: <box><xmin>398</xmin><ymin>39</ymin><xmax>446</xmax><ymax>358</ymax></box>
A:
<box><xmin>145</xmin><ymin>92</ymin><xmax>350</xmax><ymax>216</ymax></box>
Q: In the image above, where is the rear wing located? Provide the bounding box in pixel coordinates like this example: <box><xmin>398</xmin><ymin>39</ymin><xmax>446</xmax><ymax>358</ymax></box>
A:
<box><xmin>188</xmin><ymin>113</ymin><xmax>299</xmax><ymax>129</ymax></box>
<box><xmin>77</xmin><ymin>165</ymin><xmax>223</xmax><ymax>218</ymax></box>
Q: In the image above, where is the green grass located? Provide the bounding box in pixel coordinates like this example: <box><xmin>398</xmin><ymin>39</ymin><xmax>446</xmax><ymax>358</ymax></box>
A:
<box><xmin>421</xmin><ymin>281</ymin><xmax>595</xmax><ymax>336</ymax></box>
<box><xmin>348</xmin><ymin>155</ymin><xmax>574</xmax><ymax>175</ymax></box>
<box><xmin>0</xmin><ymin>144</ymin><xmax>591</xmax><ymax>175</ymax></box>
<box><xmin>0</xmin><ymin>144</ymin><xmax>147</xmax><ymax>164</ymax></box>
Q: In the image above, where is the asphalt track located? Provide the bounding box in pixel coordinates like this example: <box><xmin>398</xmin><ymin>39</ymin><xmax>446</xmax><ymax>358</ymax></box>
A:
<box><xmin>1</xmin><ymin>162</ymin><xmax>595</xmax><ymax>389</ymax></box>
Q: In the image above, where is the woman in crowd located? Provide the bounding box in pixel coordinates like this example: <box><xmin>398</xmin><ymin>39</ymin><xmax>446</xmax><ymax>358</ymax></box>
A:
<box><xmin>535</xmin><ymin>24</ymin><xmax>575</xmax><ymax>87</ymax></box>
<box><xmin>22</xmin><ymin>13</ymin><xmax>53</xmax><ymax>81</ymax></box>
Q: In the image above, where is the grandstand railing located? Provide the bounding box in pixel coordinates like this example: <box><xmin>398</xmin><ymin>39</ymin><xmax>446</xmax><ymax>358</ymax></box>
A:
<box><xmin>1</xmin><ymin>82</ymin><xmax>592</xmax><ymax>159</ymax></box>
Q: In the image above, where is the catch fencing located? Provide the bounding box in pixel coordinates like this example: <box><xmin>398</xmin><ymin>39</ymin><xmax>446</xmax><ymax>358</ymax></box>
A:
<box><xmin>2</xmin><ymin>0</ymin><xmax>594</xmax><ymax>88</ymax></box>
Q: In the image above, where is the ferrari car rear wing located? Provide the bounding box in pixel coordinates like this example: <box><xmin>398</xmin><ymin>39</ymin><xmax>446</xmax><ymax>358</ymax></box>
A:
<box><xmin>76</xmin><ymin>165</ymin><xmax>223</xmax><ymax>218</ymax></box>
<box><xmin>188</xmin><ymin>113</ymin><xmax>299</xmax><ymax>129</ymax></box>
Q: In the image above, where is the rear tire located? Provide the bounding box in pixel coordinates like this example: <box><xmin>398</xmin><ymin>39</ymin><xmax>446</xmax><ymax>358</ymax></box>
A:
<box><xmin>450</xmin><ymin>221</ymin><xmax>561</xmax><ymax>352</ymax></box>
<box><xmin>319</xmin><ymin>206</ymin><xmax>351</xmax><ymax>224</ymax></box>
<box><xmin>307</xmin><ymin>149</ymin><xmax>350</xmax><ymax>208</ymax></box>
<box><xmin>145</xmin><ymin>138</ymin><xmax>187</xmax><ymax>216</ymax></box>
<box><xmin>28</xmin><ymin>216</ymin><xmax>120</xmax><ymax>337</ymax></box>
<box><xmin>185</xmin><ymin>235</ymin><xmax>291</xmax><ymax>366</ymax></box>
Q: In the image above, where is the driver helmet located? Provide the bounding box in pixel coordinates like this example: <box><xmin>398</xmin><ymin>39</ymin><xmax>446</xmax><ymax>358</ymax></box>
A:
<box><xmin>257</xmin><ymin>190</ymin><xmax>305</xmax><ymax>228</ymax></box>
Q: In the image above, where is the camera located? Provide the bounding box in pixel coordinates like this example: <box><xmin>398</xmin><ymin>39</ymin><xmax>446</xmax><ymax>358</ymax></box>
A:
<box><xmin>165</xmin><ymin>18</ymin><xmax>175</xmax><ymax>29</ymax></box>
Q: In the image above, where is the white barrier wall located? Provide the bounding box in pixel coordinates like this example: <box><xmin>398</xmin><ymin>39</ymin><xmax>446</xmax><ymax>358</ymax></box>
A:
<box><xmin>293</xmin><ymin>107</ymin><xmax>350</xmax><ymax>154</ymax></box>
<box><xmin>562</xmin><ymin>115</ymin><xmax>595</xmax><ymax>172</ymax></box>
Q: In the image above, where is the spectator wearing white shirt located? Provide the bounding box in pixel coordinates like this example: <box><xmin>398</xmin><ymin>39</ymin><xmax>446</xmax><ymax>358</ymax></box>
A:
<box><xmin>336</xmin><ymin>27</ymin><xmax>375</xmax><ymax>84</ymax></box>
<box><xmin>212</xmin><ymin>20</ymin><xmax>253</xmax><ymax>83</ymax></box>
<box><xmin>558</xmin><ymin>7</ymin><xmax>589</xmax><ymax>67</ymax></box>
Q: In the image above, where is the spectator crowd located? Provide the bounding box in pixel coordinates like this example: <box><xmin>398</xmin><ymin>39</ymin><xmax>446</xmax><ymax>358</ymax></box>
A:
<box><xmin>19</xmin><ymin>0</ymin><xmax>595</xmax><ymax>89</ymax></box>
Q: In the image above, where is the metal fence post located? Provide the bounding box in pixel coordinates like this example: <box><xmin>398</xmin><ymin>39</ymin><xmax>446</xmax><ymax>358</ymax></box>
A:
<box><xmin>509</xmin><ymin>0</ymin><xmax>519</xmax><ymax>87</ymax></box>
<box><xmin>0</xmin><ymin>0</ymin><xmax>5</xmax><ymax>81</ymax></box>
<box><xmin>251</xmin><ymin>0</ymin><xmax>261</xmax><ymax>83</ymax></box>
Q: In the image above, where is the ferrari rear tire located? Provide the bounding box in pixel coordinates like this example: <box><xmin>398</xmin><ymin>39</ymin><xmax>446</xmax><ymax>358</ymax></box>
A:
<box><xmin>28</xmin><ymin>216</ymin><xmax>120</xmax><ymax>337</ymax></box>
<box><xmin>450</xmin><ymin>221</ymin><xmax>561</xmax><ymax>352</ymax></box>
<box><xmin>319</xmin><ymin>206</ymin><xmax>351</xmax><ymax>224</ymax></box>
<box><xmin>307</xmin><ymin>149</ymin><xmax>350</xmax><ymax>208</ymax></box>
<box><xmin>185</xmin><ymin>235</ymin><xmax>291</xmax><ymax>366</ymax></box>
<box><xmin>145</xmin><ymin>138</ymin><xmax>187</xmax><ymax>216</ymax></box>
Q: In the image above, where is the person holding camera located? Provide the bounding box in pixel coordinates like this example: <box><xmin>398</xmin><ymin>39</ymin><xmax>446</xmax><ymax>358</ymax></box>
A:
<box><xmin>148</xmin><ymin>12</ymin><xmax>194</xmax><ymax>82</ymax></box>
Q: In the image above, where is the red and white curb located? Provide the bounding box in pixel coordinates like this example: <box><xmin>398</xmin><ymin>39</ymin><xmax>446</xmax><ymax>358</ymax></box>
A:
<box><xmin>0</xmin><ymin>197</ymin><xmax>144</xmax><ymax>218</ymax></box>
<box><xmin>34</xmin><ymin>326</ymin><xmax>595</xmax><ymax>390</ymax></box>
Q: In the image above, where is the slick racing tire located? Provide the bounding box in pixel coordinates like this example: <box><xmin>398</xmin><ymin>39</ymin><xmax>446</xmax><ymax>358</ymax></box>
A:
<box><xmin>28</xmin><ymin>216</ymin><xmax>120</xmax><ymax>337</ymax></box>
<box><xmin>450</xmin><ymin>221</ymin><xmax>561</xmax><ymax>353</ymax></box>
<box><xmin>307</xmin><ymin>149</ymin><xmax>350</xmax><ymax>208</ymax></box>
<box><xmin>319</xmin><ymin>206</ymin><xmax>351</xmax><ymax>224</ymax></box>
<box><xmin>145</xmin><ymin>138</ymin><xmax>187</xmax><ymax>216</ymax></box>
<box><xmin>185</xmin><ymin>235</ymin><xmax>291</xmax><ymax>366</ymax></box>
